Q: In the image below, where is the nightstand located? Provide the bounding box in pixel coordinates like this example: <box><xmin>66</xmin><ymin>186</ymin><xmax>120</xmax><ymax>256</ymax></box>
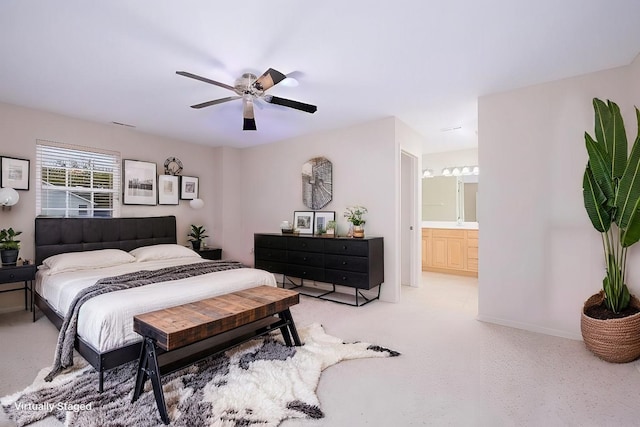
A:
<box><xmin>0</xmin><ymin>263</ymin><xmax>37</xmax><ymax>313</ymax></box>
<box><xmin>196</xmin><ymin>248</ymin><xmax>222</xmax><ymax>260</ymax></box>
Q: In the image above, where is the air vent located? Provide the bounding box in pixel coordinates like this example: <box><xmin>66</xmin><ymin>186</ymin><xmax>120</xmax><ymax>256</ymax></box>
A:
<box><xmin>111</xmin><ymin>121</ymin><xmax>136</xmax><ymax>128</ymax></box>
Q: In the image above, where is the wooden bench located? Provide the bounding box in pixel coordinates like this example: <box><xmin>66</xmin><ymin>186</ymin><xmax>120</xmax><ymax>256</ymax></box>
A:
<box><xmin>131</xmin><ymin>285</ymin><xmax>301</xmax><ymax>424</ymax></box>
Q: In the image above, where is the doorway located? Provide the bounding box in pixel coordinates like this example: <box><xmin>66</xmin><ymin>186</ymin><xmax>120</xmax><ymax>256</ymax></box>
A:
<box><xmin>401</xmin><ymin>150</ymin><xmax>419</xmax><ymax>287</ymax></box>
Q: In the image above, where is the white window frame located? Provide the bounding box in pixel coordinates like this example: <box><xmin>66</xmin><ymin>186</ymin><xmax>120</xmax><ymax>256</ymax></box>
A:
<box><xmin>36</xmin><ymin>140</ymin><xmax>121</xmax><ymax>217</ymax></box>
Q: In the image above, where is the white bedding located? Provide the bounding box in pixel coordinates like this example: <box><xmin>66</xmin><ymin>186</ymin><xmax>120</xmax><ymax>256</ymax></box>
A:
<box><xmin>36</xmin><ymin>256</ymin><xmax>277</xmax><ymax>353</ymax></box>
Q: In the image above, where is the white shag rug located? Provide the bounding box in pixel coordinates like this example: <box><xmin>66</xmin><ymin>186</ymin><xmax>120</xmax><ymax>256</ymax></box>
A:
<box><xmin>1</xmin><ymin>323</ymin><xmax>399</xmax><ymax>426</ymax></box>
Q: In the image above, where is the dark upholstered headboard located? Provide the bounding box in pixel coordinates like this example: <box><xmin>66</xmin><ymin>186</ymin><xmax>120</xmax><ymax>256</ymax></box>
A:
<box><xmin>34</xmin><ymin>216</ymin><xmax>177</xmax><ymax>266</ymax></box>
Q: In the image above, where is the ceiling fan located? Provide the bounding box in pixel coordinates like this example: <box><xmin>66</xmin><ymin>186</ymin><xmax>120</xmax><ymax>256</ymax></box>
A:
<box><xmin>176</xmin><ymin>68</ymin><xmax>317</xmax><ymax>131</ymax></box>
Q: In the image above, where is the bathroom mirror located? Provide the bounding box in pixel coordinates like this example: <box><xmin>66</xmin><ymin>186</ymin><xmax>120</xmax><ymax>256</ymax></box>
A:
<box><xmin>422</xmin><ymin>176</ymin><xmax>478</xmax><ymax>222</ymax></box>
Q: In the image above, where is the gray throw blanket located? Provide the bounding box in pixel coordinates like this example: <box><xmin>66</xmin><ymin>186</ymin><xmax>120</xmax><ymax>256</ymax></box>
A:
<box><xmin>44</xmin><ymin>260</ymin><xmax>245</xmax><ymax>382</ymax></box>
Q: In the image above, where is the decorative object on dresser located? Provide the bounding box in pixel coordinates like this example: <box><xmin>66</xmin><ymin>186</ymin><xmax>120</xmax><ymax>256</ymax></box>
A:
<box><xmin>196</xmin><ymin>247</ymin><xmax>222</xmax><ymax>260</ymax></box>
<box><xmin>281</xmin><ymin>220</ymin><xmax>294</xmax><ymax>234</ymax></box>
<box><xmin>581</xmin><ymin>98</ymin><xmax>640</xmax><ymax>363</ymax></box>
<box><xmin>0</xmin><ymin>227</ymin><xmax>21</xmax><ymax>266</ymax></box>
<box><xmin>254</xmin><ymin>233</ymin><xmax>384</xmax><ymax>306</ymax></box>
<box><xmin>2</xmin><ymin>323</ymin><xmax>398</xmax><ymax>427</ymax></box>
<box><xmin>422</xmin><ymin>228</ymin><xmax>478</xmax><ymax>277</ymax></box>
<box><xmin>0</xmin><ymin>262</ymin><xmax>36</xmax><ymax>312</ymax></box>
<box><xmin>180</xmin><ymin>175</ymin><xmax>199</xmax><ymax>200</ymax></box>
<box><xmin>1</xmin><ymin>156</ymin><xmax>30</xmax><ymax>190</ymax></box>
<box><xmin>188</xmin><ymin>224</ymin><xmax>208</xmax><ymax>251</ymax></box>
<box><xmin>293</xmin><ymin>211</ymin><xmax>315</xmax><ymax>235</ymax></box>
<box><xmin>123</xmin><ymin>159</ymin><xmax>157</xmax><ymax>205</ymax></box>
<box><xmin>157</xmin><ymin>174</ymin><xmax>179</xmax><ymax>205</ymax></box>
<box><xmin>325</xmin><ymin>220</ymin><xmax>337</xmax><ymax>236</ymax></box>
<box><xmin>302</xmin><ymin>157</ymin><xmax>332</xmax><ymax>209</ymax></box>
<box><xmin>344</xmin><ymin>205</ymin><xmax>367</xmax><ymax>238</ymax></box>
<box><xmin>314</xmin><ymin>211</ymin><xmax>335</xmax><ymax>236</ymax></box>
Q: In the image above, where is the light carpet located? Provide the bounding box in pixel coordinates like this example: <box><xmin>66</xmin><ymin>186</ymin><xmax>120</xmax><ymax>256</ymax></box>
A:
<box><xmin>1</xmin><ymin>323</ymin><xmax>399</xmax><ymax>427</ymax></box>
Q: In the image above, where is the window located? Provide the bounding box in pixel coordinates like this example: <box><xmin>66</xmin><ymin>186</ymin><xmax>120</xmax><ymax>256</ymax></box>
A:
<box><xmin>36</xmin><ymin>140</ymin><xmax>121</xmax><ymax>217</ymax></box>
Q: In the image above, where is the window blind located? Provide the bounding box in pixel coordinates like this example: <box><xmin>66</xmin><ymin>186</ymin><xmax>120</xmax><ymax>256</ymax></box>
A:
<box><xmin>36</xmin><ymin>140</ymin><xmax>121</xmax><ymax>217</ymax></box>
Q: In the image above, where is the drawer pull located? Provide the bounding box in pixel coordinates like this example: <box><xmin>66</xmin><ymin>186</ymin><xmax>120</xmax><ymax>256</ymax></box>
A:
<box><xmin>342</xmin><ymin>276</ymin><xmax>347</xmax><ymax>281</ymax></box>
<box><xmin>342</xmin><ymin>245</ymin><xmax>347</xmax><ymax>250</ymax></box>
<box><xmin>342</xmin><ymin>261</ymin><xmax>347</xmax><ymax>265</ymax></box>
<box><xmin>303</xmin><ymin>257</ymin><xmax>308</xmax><ymax>261</ymax></box>
<box><xmin>9</xmin><ymin>273</ymin><xmax>15</xmax><ymax>279</ymax></box>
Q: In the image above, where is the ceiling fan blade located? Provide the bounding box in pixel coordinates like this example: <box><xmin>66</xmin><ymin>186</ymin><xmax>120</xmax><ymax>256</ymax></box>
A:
<box><xmin>190</xmin><ymin>96</ymin><xmax>241</xmax><ymax>109</ymax></box>
<box><xmin>253</xmin><ymin>68</ymin><xmax>286</xmax><ymax>92</ymax></box>
<box><xmin>176</xmin><ymin>71</ymin><xmax>236</xmax><ymax>92</ymax></box>
<box><xmin>264</xmin><ymin>95</ymin><xmax>317</xmax><ymax>114</ymax></box>
<box><xmin>243</xmin><ymin>97</ymin><xmax>257</xmax><ymax>131</ymax></box>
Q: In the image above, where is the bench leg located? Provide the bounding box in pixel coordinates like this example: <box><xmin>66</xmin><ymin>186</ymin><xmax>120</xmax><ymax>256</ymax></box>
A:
<box><xmin>132</xmin><ymin>337</ymin><xmax>169</xmax><ymax>425</ymax></box>
<box><xmin>281</xmin><ymin>309</ymin><xmax>301</xmax><ymax>346</ymax></box>
<box><xmin>277</xmin><ymin>312</ymin><xmax>293</xmax><ymax>346</ymax></box>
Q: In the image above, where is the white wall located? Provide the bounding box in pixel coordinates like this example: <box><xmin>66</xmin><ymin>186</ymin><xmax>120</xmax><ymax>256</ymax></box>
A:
<box><xmin>0</xmin><ymin>102</ymin><xmax>219</xmax><ymax>312</ymax></box>
<box><xmin>422</xmin><ymin>147</ymin><xmax>478</xmax><ymax>174</ymax></box>
<box><xmin>235</xmin><ymin>117</ymin><xmax>408</xmax><ymax>302</ymax></box>
<box><xmin>478</xmin><ymin>61</ymin><xmax>638</xmax><ymax>339</ymax></box>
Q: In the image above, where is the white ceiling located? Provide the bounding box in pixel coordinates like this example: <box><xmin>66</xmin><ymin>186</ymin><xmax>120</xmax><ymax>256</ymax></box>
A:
<box><xmin>1</xmin><ymin>1</ymin><xmax>640</xmax><ymax>153</ymax></box>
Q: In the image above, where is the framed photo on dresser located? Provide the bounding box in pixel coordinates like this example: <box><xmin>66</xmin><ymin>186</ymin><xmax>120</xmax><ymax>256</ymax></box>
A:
<box><xmin>293</xmin><ymin>211</ymin><xmax>314</xmax><ymax>234</ymax></box>
<box><xmin>314</xmin><ymin>211</ymin><xmax>335</xmax><ymax>235</ymax></box>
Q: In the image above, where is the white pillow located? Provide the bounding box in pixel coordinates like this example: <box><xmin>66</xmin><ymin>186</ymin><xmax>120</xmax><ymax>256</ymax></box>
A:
<box><xmin>42</xmin><ymin>249</ymin><xmax>136</xmax><ymax>274</ymax></box>
<box><xmin>130</xmin><ymin>244</ymin><xmax>200</xmax><ymax>262</ymax></box>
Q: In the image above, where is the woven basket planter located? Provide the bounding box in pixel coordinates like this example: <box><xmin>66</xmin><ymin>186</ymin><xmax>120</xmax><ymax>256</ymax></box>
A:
<box><xmin>581</xmin><ymin>291</ymin><xmax>640</xmax><ymax>363</ymax></box>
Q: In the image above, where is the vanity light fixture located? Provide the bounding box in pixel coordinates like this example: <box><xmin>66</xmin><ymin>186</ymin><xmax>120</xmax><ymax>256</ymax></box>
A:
<box><xmin>422</xmin><ymin>169</ymin><xmax>434</xmax><ymax>178</ymax></box>
<box><xmin>452</xmin><ymin>167</ymin><xmax>462</xmax><ymax>176</ymax></box>
<box><xmin>442</xmin><ymin>168</ymin><xmax>452</xmax><ymax>176</ymax></box>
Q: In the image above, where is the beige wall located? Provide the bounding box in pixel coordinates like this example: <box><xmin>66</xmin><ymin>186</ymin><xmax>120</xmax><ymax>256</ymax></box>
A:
<box><xmin>0</xmin><ymin>104</ymin><xmax>421</xmax><ymax>310</ymax></box>
<box><xmin>478</xmin><ymin>60</ymin><xmax>637</xmax><ymax>339</ymax></box>
<box><xmin>235</xmin><ymin>117</ymin><xmax>421</xmax><ymax>302</ymax></box>
<box><xmin>0</xmin><ymin>102</ymin><xmax>219</xmax><ymax>312</ymax></box>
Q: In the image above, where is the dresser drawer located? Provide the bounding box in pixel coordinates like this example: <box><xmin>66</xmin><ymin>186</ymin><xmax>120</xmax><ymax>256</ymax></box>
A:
<box><xmin>324</xmin><ymin>239</ymin><xmax>368</xmax><ymax>256</ymax></box>
<box><xmin>255</xmin><ymin>247</ymin><xmax>287</xmax><ymax>262</ymax></box>
<box><xmin>325</xmin><ymin>269</ymin><xmax>371</xmax><ymax>289</ymax></box>
<box><xmin>255</xmin><ymin>260</ymin><xmax>286</xmax><ymax>274</ymax></box>
<box><xmin>285</xmin><ymin>264</ymin><xmax>325</xmax><ymax>282</ymax></box>
<box><xmin>287</xmin><ymin>251</ymin><xmax>324</xmax><ymax>267</ymax></box>
<box><xmin>287</xmin><ymin>237</ymin><xmax>324</xmax><ymax>253</ymax></box>
<box><xmin>254</xmin><ymin>235</ymin><xmax>287</xmax><ymax>249</ymax></box>
<box><xmin>325</xmin><ymin>254</ymin><xmax>368</xmax><ymax>273</ymax></box>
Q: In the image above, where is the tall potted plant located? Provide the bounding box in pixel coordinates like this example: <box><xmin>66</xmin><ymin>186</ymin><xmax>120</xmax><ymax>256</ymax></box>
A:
<box><xmin>581</xmin><ymin>98</ymin><xmax>640</xmax><ymax>362</ymax></box>
<box><xmin>0</xmin><ymin>227</ymin><xmax>22</xmax><ymax>266</ymax></box>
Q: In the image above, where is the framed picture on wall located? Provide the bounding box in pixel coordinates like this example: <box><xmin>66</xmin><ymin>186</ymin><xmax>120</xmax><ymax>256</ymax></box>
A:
<box><xmin>1</xmin><ymin>156</ymin><xmax>30</xmax><ymax>190</ymax></box>
<box><xmin>313</xmin><ymin>211</ymin><xmax>335</xmax><ymax>235</ymax></box>
<box><xmin>180</xmin><ymin>176</ymin><xmax>199</xmax><ymax>200</ymax></box>
<box><xmin>123</xmin><ymin>159</ymin><xmax>157</xmax><ymax>205</ymax></box>
<box><xmin>158</xmin><ymin>174</ymin><xmax>179</xmax><ymax>205</ymax></box>
<box><xmin>293</xmin><ymin>211</ymin><xmax>315</xmax><ymax>235</ymax></box>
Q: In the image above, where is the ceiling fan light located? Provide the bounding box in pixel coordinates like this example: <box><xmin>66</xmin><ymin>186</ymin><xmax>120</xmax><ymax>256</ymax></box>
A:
<box><xmin>281</xmin><ymin>77</ymin><xmax>299</xmax><ymax>87</ymax></box>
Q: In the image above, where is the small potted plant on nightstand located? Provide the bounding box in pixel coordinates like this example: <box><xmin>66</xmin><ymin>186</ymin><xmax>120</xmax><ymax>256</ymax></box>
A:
<box><xmin>188</xmin><ymin>225</ymin><xmax>208</xmax><ymax>251</ymax></box>
<box><xmin>0</xmin><ymin>227</ymin><xmax>22</xmax><ymax>266</ymax></box>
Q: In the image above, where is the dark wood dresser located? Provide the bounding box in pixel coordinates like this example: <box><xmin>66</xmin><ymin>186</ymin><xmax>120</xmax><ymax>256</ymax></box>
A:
<box><xmin>254</xmin><ymin>233</ymin><xmax>384</xmax><ymax>306</ymax></box>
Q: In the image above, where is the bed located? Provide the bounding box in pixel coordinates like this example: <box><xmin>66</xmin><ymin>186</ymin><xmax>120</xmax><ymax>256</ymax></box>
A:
<box><xmin>33</xmin><ymin>215</ymin><xmax>276</xmax><ymax>391</ymax></box>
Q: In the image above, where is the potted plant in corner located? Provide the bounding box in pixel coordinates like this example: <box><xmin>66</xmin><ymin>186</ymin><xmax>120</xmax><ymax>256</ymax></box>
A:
<box><xmin>581</xmin><ymin>98</ymin><xmax>640</xmax><ymax>363</ymax></box>
<box><xmin>188</xmin><ymin>225</ymin><xmax>208</xmax><ymax>251</ymax></box>
<box><xmin>0</xmin><ymin>227</ymin><xmax>22</xmax><ymax>266</ymax></box>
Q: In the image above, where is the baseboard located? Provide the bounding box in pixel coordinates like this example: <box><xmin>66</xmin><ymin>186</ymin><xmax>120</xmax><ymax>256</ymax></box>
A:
<box><xmin>0</xmin><ymin>305</ymin><xmax>26</xmax><ymax>315</ymax></box>
<box><xmin>476</xmin><ymin>314</ymin><xmax>582</xmax><ymax>341</ymax></box>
